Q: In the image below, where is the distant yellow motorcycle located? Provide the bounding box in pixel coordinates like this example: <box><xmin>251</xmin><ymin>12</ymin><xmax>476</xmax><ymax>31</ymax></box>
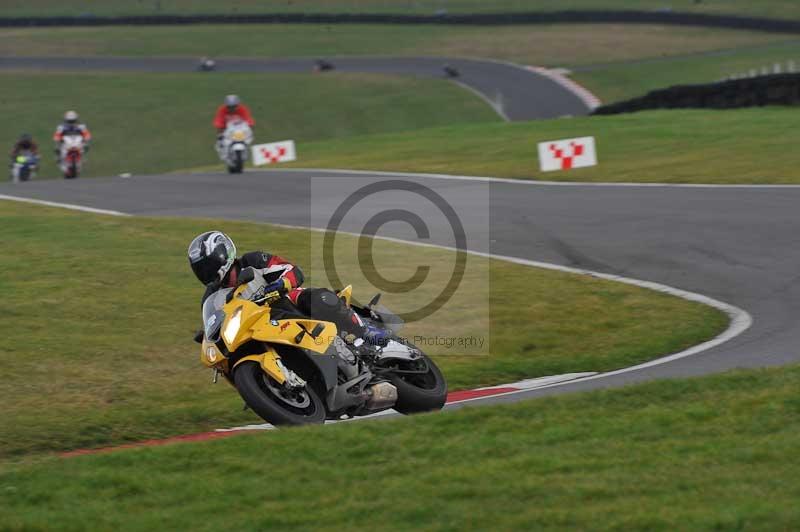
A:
<box><xmin>196</xmin><ymin>267</ymin><xmax>447</xmax><ymax>426</ymax></box>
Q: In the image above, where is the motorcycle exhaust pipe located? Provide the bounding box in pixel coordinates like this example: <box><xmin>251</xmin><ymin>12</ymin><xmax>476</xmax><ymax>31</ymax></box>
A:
<box><xmin>363</xmin><ymin>382</ymin><xmax>398</xmax><ymax>412</ymax></box>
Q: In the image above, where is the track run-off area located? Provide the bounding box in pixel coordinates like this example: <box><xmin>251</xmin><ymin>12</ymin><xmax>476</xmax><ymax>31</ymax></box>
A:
<box><xmin>2</xmin><ymin>167</ymin><xmax>799</xmax><ymax>450</ymax></box>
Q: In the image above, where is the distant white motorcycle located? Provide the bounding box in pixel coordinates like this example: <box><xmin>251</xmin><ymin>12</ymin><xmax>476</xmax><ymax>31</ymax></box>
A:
<box><xmin>59</xmin><ymin>134</ymin><xmax>86</xmax><ymax>179</ymax></box>
<box><xmin>217</xmin><ymin>120</ymin><xmax>253</xmax><ymax>174</ymax></box>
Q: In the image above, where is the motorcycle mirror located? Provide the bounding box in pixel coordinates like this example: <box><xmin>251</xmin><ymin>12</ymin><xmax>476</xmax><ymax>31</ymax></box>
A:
<box><xmin>310</xmin><ymin>323</ymin><xmax>326</xmax><ymax>338</ymax></box>
<box><xmin>238</xmin><ymin>267</ymin><xmax>256</xmax><ymax>286</ymax></box>
<box><xmin>368</xmin><ymin>293</ymin><xmax>381</xmax><ymax>307</ymax></box>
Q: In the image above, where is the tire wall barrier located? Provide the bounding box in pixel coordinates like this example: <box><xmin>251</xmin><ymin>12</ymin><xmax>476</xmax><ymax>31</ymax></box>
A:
<box><xmin>2</xmin><ymin>10</ymin><xmax>800</xmax><ymax>32</ymax></box>
<box><xmin>592</xmin><ymin>74</ymin><xmax>800</xmax><ymax>115</ymax></box>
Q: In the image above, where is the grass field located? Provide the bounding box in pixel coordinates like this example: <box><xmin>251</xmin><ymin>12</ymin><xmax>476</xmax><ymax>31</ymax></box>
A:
<box><xmin>3</xmin><ymin>23</ymin><xmax>797</xmax><ymax>107</ymax></box>
<box><xmin>279</xmin><ymin>107</ymin><xmax>800</xmax><ymax>184</ymax></box>
<box><xmin>8</xmin><ymin>69</ymin><xmax>794</xmax><ymax>184</ymax></box>
<box><xmin>5</xmin><ymin>0</ymin><xmax>800</xmax><ymax>19</ymax></box>
<box><xmin>3</xmin><ymin>363</ymin><xmax>798</xmax><ymax>530</ymax></box>
<box><xmin>1</xmin><ymin>24</ymin><xmax>790</xmax><ymax>69</ymax></box>
<box><xmin>0</xmin><ymin>201</ymin><xmax>726</xmax><ymax>460</ymax></box>
<box><xmin>574</xmin><ymin>39</ymin><xmax>800</xmax><ymax>102</ymax></box>
<box><xmin>0</xmin><ymin>71</ymin><xmax>497</xmax><ymax>178</ymax></box>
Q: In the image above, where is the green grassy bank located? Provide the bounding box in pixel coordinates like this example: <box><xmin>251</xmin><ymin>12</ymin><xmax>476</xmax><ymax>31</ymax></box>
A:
<box><xmin>0</xmin><ymin>201</ymin><xmax>725</xmax><ymax>459</ymax></box>
<box><xmin>0</xmin><ymin>71</ymin><xmax>498</xmax><ymax>178</ymax></box>
<box><xmin>2</xmin><ymin>363</ymin><xmax>798</xmax><ymax>530</ymax></box>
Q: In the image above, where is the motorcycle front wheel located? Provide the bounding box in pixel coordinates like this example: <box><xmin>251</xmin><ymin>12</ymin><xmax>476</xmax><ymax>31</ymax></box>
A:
<box><xmin>228</xmin><ymin>151</ymin><xmax>244</xmax><ymax>174</ymax></box>
<box><xmin>386</xmin><ymin>354</ymin><xmax>448</xmax><ymax>415</ymax></box>
<box><xmin>65</xmin><ymin>161</ymin><xmax>78</xmax><ymax>179</ymax></box>
<box><xmin>234</xmin><ymin>361</ymin><xmax>326</xmax><ymax>426</ymax></box>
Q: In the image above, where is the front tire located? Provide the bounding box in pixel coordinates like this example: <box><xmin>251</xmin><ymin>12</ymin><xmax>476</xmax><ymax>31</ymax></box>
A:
<box><xmin>387</xmin><ymin>354</ymin><xmax>447</xmax><ymax>415</ymax></box>
<box><xmin>234</xmin><ymin>361</ymin><xmax>326</xmax><ymax>426</ymax></box>
<box><xmin>65</xmin><ymin>160</ymin><xmax>78</xmax><ymax>179</ymax></box>
<box><xmin>228</xmin><ymin>151</ymin><xmax>244</xmax><ymax>174</ymax></box>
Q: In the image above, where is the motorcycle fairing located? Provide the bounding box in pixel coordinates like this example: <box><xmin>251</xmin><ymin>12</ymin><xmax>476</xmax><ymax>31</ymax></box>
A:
<box><xmin>233</xmin><ymin>349</ymin><xmax>288</xmax><ymax>385</ymax></box>
<box><xmin>217</xmin><ymin>293</ymin><xmax>346</xmax><ymax>398</ymax></box>
<box><xmin>336</xmin><ymin>285</ymin><xmax>353</xmax><ymax>306</ymax></box>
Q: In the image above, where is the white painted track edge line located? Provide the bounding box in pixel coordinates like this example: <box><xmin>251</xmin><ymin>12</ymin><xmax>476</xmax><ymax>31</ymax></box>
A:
<box><xmin>0</xmin><ymin>194</ymin><xmax>131</xmax><ymax>216</ymax></box>
<box><xmin>217</xmin><ymin>372</ymin><xmax>603</xmax><ymax>432</ymax></box>
<box><xmin>265</xmin><ymin>168</ymin><xmax>800</xmax><ymax>188</ymax></box>
<box><xmin>1</xmin><ymin>184</ymin><xmax>752</xmax><ymax>398</ymax></box>
<box><xmin>262</xmin><ymin>225</ymin><xmax>753</xmax><ymax>394</ymax></box>
<box><xmin>449</xmin><ymin>79</ymin><xmax>511</xmax><ymax>122</ymax></box>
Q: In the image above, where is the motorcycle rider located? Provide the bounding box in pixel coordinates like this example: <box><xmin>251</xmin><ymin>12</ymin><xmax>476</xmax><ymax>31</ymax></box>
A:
<box><xmin>188</xmin><ymin>231</ymin><xmax>389</xmax><ymax>346</ymax></box>
<box><xmin>53</xmin><ymin>110</ymin><xmax>91</xmax><ymax>162</ymax></box>
<box><xmin>213</xmin><ymin>94</ymin><xmax>255</xmax><ymax>151</ymax></box>
<box><xmin>9</xmin><ymin>133</ymin><xmax>38</xmax><ymax>163</ymax></box>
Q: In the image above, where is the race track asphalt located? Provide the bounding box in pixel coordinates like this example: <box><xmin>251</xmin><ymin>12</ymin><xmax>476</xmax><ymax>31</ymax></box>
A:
<box><xmin>0</xmin><ymin>56</ymin><xmax>592</xmax><ymax>120</ymax></box>
<box><xmin>2</xmin><ymin>169</ymin><xmax>799</xmax><ymax>408</ymax></box>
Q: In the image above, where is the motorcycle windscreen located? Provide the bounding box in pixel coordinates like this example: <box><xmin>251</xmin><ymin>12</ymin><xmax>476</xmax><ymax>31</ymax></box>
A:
<box><xmin>236</xmin><ymin>274</ymin><xmax>267</xmax><ymax>302</ymax></box>
<box><xmin>202</xmin><ymin>288</ymin><xmax>232</xmax><ymax>341</ymax></box>
<box><xmin>371</xmin><ymin>304</ymin><xmax>404</xmax><ymax>334</ymax></box>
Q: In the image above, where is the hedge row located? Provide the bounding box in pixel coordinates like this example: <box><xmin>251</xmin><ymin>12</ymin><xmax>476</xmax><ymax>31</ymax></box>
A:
<box><xmin>2</xmin><ymin>10</ymin><xmax>800</xmax><ymax>33</ymax></box>
<box><xmin>593</xmin><ymin>73</ymin><xmax>800</xmax><ymax>115</ymax></box>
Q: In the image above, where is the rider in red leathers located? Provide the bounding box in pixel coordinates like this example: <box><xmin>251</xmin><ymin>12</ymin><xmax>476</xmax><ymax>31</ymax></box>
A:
<box><xmin>214</xmin><ymin>94</ymin><xmax>254</xmax><ymax>130</ymax></box>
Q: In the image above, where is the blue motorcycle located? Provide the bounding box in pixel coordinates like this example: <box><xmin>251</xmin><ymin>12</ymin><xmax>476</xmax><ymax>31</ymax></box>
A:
<box><xmin>10</xmin><ymin>151</ymin><xmax>38</xmax><ymax>183</ymax></box>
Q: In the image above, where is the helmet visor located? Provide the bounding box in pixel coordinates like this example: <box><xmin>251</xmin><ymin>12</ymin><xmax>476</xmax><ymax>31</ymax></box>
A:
<box><xmin>191</xmin><ymin>258</ymin><xmax>223</xmax><ymax>286</ymax></box>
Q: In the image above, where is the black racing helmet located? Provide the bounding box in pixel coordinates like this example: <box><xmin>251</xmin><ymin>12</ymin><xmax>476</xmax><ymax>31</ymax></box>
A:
<box><xmin>188</xmin><ymin>231</ymin><xmax>237</xmax><ymax>285</ymax></box>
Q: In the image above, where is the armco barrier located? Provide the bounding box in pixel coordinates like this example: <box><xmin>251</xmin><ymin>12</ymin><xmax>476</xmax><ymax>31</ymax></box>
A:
<box><xmin>593</xmin><ymin>74</ymin><xmax>800</xmax><ymax>115</ymax></box>
<box><xmin>2</xmin><ymin>10</ymin><xmax>800</xmax><ymax>32</ymax></box>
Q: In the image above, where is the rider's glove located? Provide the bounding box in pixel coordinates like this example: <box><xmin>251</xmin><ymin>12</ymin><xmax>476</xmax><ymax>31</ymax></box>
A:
<box><xmin>262</xmin><ymin>278</ymin><xmax>292</xmax><ymax>302</ymax></box>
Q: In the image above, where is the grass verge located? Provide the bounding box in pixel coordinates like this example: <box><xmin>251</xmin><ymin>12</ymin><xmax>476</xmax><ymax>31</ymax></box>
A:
<box><xmin>280</xmin><ymin>106</ymin><xmax>800</xmax><ymax>184</ymax></box>
<box><xmin>573</xmin><ymin>39</ymin><xmax>800</xmax><ymax>102</ymax></box>
<box><xmin>0</xmin><ymin>24</ymin><xmax>788</xmax><ymax>68</ymax></box>
<box><xmin>5</xmin><ymin>0</ymin><xmax>800</xmax><ymax>19</ymax></box>
<box><xmin>0</xmin><ymin>71</ymin><xmax>498</xmax><ymax>179</ymax></box>
<box><xmin>0</xmin><ymin>201</ymin><xmax>726</xmax><ymax>460</ymax></box>
<box><xmin>2</xmin><ymin>363</ymin><xmax>799</xmax><ymax>530</ymax></box>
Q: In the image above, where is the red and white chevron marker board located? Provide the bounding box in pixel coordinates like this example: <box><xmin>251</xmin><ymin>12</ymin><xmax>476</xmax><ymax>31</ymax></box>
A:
<box><xmin>252</xmin><ymin>140</ymin><xmax>297</xmax><ymax>166</ymax></box>
<box><xmin>537</xmin><ymin>136</ymin><xmax>597</xmax><ymax>172</ymax></box>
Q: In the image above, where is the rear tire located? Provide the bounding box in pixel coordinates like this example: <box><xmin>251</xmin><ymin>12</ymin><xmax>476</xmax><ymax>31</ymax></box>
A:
<box><xmin>387</xmin><ymin>354</ymin><xmax>447</xmax><ymax>415</ymax></box>
<box><xmin>234</xmin><ymin>361</ymin><xmax>326</xmax><ymax>426</ymax></box>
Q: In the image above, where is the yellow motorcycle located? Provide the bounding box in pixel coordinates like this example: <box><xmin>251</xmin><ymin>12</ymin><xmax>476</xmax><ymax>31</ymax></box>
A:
<box><xmin>196</xmin><ymin>267</ymin><xmax>447</xmax><ymax>426</ymax></box>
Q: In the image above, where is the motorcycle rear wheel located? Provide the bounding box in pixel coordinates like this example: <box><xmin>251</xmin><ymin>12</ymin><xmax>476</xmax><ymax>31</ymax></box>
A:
<box><xmin>234</xmin><ymin>361</ymin><xmax>326</xmax><ymax>426</ymax></box>
<box><xmin>387</xmin><ymin>354</ymin><xmax>447</xmax><ymax>415</ymax></box>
